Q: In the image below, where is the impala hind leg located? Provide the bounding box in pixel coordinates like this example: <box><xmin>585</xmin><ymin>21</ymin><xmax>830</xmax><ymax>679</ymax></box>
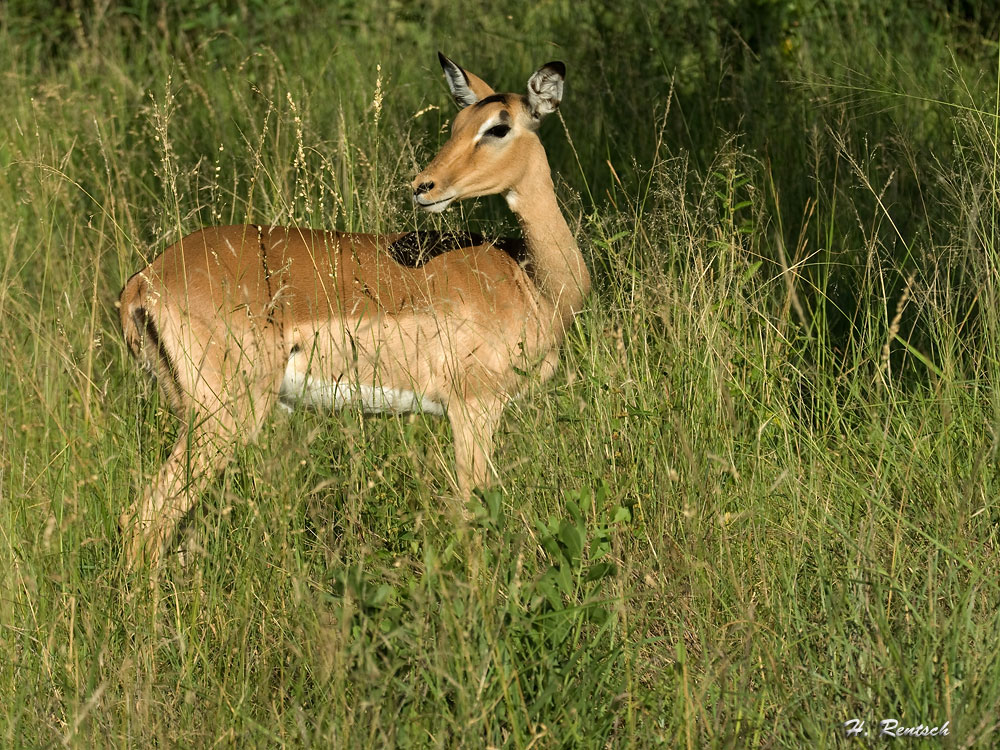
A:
<box><xmin>121</xmin><ymin>421</ymin><xmax>225</xmax><ymax>567</ymax></box>
<box><xmin>121</xmin><ymin>384</ymin><xmax>279</xmax><ymax>569</ymax></box>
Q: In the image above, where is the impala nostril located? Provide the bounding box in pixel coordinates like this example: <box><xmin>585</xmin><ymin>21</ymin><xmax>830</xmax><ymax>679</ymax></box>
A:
<box><xmin>415</xmin><ymin>181</ymin><xmax>435</xmax><ymax>196</ymax></box>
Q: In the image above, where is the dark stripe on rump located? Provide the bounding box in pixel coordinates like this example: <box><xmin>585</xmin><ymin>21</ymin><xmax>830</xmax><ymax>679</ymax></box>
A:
<box><xmin>132</xmin><ymin>306</ymin><xmax>180</xmax><ymax>388</ymax></box>
<box><xmin>256</xmin><ymin>225</ymin><xmax>289</xmax><ymax>349</ymax></box>
<box><xmin>254</xmin><ymin>224</ymin><xmax>278</xmax><ymax>328</ymax></box>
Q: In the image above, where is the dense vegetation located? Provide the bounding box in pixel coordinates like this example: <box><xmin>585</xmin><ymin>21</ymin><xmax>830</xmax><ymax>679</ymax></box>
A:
<box><xmin>2</xmin><ymin>0</ymin><xmax>999</xmax><ymax>746</ymax></box>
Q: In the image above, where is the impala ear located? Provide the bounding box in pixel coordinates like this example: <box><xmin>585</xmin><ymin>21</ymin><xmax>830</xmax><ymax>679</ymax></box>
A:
<box><xmin>438</xmin><ymin>52</ymin><xmax>495</xmax><ymax>108</ymax></box>
<box><xmin>526</xmin><ymin>61</ymin><xmax>565</xmax><ymax>120</ymax></box>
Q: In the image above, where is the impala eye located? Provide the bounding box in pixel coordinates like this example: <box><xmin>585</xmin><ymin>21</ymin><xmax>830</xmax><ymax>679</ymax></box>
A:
<box><xmin>485</xmin><ymin>124</ymin><xmax>511</xmax><ymax>139</ymax></box>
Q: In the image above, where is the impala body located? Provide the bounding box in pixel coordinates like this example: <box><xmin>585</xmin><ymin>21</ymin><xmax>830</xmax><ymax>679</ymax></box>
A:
<box><xmin>119</xmin><ymin>54</ymin><xmax>590</xmax><ymax>565</ymax></box>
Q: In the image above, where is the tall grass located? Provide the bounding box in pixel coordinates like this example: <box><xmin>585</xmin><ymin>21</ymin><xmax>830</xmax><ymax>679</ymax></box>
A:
<box><xmin>2</xmin><ymin>1</ymin><xmax>1000</xmax><ymax>746</ymax></box>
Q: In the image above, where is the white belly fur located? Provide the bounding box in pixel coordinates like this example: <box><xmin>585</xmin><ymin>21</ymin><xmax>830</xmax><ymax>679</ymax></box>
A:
<box><xmin>279</xmin><ymin>353</ymin><xmax>446</xmax><ymax>416</ymax></box>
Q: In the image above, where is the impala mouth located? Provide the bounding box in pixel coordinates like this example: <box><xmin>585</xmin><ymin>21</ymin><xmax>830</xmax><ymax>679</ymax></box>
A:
<box><xmin>413</xmin><ymin>192</ymin><xmax>455</xmax><ymax>213</ymax></box>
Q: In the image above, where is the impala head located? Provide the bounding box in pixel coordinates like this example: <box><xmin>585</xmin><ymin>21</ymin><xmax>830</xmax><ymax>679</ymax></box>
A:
<box><xmin>412</xmin><ymin>53</ymin><xmax>565</xmax><ymax>213</ymax></box>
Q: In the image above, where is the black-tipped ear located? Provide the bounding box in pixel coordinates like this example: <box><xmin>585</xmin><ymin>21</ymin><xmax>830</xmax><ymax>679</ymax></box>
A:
<box><xmin>526</xmin><ymin>61</ymin><xmax>565</xmax><ymax>120</ymax></box>
<box><xmin>438</xmin><ymin>52</ymin><xmax>479</xmax><ymax>108</ymax></box>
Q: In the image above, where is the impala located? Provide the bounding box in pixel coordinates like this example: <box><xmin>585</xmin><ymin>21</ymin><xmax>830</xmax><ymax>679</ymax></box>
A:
<box><xmin>119</xmin><ymin>53</ymin><xmax>590</xmax><ymax>566</ymax></box>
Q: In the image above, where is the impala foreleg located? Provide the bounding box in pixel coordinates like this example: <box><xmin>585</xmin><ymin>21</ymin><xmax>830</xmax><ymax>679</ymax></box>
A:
<box><xmin>448</xmin><ymin>397</ymin><xmax>505</xmax><ymax>498</ymax></box>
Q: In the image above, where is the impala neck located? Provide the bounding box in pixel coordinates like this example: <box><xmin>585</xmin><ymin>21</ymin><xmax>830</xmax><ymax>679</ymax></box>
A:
<box><xmin>505</xmin><ymin>148</ymin><xmax>590</xmax><ymax>330</ymax></box>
